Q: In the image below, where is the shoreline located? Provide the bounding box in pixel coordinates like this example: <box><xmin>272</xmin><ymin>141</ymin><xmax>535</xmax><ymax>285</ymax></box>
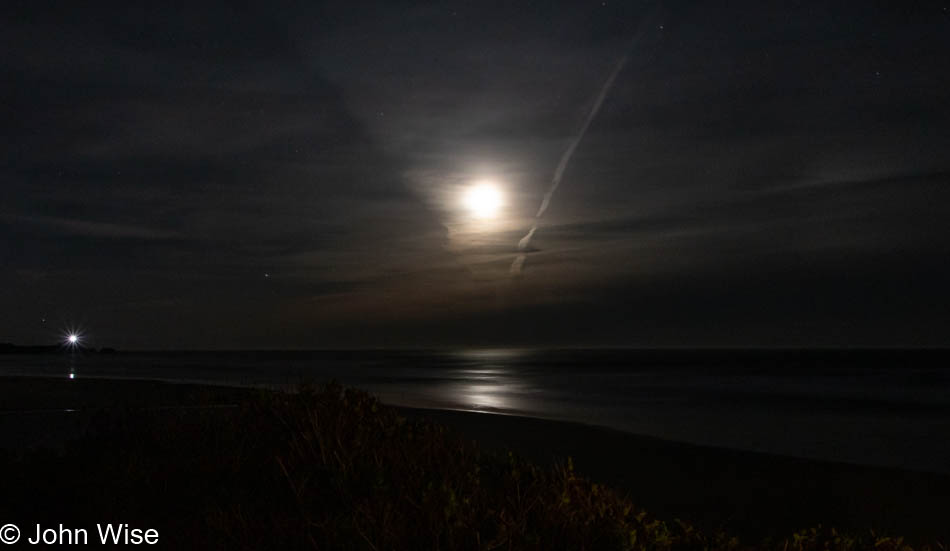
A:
<box><xmin>2</xmin><ymin>376</ymin><xmax>948</xmax><ymax>543</ymax></box>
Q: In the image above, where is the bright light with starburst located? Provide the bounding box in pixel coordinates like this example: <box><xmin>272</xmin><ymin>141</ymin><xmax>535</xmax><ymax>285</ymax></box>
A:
<box><xmin>64</xmin><ymin>332</ymin><xmax>82</xmax><ymax>347</ymax></box>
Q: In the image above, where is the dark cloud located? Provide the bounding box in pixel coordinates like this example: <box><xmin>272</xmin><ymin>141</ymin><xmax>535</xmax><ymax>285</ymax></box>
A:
<box><xmin>2</xmin><ymin>0</ymin><xmax>949</xmax><ymax>348</ymax></box>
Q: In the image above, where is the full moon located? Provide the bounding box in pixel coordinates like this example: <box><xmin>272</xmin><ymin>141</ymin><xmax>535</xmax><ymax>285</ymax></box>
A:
<box><xmin>463</xmin><ymin>183</ymin><xmax>503</xmax><ymax>219</ymax></box>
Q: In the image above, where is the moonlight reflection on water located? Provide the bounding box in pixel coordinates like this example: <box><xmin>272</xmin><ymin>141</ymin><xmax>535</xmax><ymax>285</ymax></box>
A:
<box><xmin>451</xmin><ymin>349</ymin><xmax>530</xmax><ymax>413</ymax></box>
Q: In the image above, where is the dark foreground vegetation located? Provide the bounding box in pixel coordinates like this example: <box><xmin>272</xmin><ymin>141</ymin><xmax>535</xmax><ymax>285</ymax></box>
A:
<box><xmin>0</xmin><ymin>382</ymin><xmax>941</xmax><ymax>550</ymax></box>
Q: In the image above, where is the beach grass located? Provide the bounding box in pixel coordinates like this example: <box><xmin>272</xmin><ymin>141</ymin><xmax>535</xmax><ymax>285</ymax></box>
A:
<box><xmin>0</xmin><ymin>380</ymin><xmax>941</xmax><ymax>550</ymax></box>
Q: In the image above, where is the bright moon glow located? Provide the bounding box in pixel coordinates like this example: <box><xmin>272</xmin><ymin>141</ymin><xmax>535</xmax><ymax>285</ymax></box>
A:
<box><xmin>463</xmin><ymin>184</ymin><xmax>503</xmax><ymax>219</ymax></box>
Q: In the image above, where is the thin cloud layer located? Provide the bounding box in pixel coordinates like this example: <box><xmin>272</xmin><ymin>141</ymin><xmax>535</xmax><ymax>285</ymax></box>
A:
<box><xmin>2</xmin><ymin>0</ymin><xmax>949</xmax><ymax>348</ymax></box>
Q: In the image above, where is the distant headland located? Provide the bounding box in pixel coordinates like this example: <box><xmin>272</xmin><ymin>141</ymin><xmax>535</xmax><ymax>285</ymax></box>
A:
<box><xmin>0</xmin><ymin>343</ymin><xmax>117</xmax><ymax>355</ymax></box>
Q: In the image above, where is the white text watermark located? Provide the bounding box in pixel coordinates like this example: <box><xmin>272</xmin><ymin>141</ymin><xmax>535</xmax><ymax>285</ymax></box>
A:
<box><xmin>0</xmin><ymin>524</ymin><xmax>158</xmax><ymax>545</ymax></box>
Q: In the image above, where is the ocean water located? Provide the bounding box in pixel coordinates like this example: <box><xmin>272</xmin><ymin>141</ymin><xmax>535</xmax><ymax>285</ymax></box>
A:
<box><xmin>1</xmin><ymin>348</ymin><xmax>949</xmax><ymax>474</ymax></box>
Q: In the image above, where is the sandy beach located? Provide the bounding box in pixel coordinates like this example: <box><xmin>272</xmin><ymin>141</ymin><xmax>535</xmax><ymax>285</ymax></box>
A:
<box><xmin>413</xmin><ymin>408</ymin><xmax>950</xmax><ymax>542</ymax></box>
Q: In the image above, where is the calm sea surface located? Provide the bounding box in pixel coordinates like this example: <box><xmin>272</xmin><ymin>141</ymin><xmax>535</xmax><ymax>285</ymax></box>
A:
<box><xmin>2</xmin><ymin>348</ymin><xmax>948</xmax><ymax>474</ymax></box>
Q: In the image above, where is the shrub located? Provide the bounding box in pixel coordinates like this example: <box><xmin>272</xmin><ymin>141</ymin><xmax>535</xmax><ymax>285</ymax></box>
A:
<box><xmin>0</xmin><ymin>382</ymin><xmax>939</xmax><ymax>551</ymax></box>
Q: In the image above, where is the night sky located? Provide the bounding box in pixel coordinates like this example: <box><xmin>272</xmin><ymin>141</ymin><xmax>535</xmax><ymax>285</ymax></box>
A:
<box><xmin>3</xmin><ymin>1</ymin><xmax>949</xmax><ymax>349</ymax></box>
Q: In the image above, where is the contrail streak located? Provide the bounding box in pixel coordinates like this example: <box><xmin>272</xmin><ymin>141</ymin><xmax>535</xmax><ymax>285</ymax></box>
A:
<box><xmin>510</xmin><ymin>53</ymin><xmax>630</xmax><ymax>276</ymax></box>
<box><xmin>508</xmin><ymin>0</ymin><xmax>675</xmax><ymax>277</ymax></box>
